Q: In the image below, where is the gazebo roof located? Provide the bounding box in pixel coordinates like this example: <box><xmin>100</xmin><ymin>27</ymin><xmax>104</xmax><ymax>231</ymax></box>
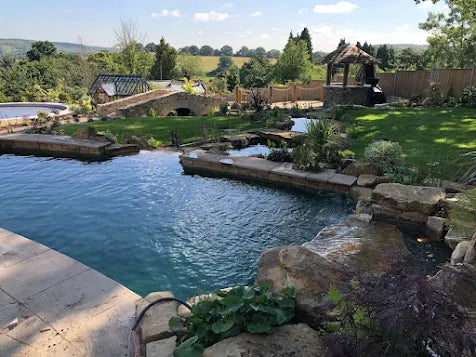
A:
<box><xmin>321</xmin><ymin>44</ymin><xmax>381</xmax><ymax>65</ymax></box>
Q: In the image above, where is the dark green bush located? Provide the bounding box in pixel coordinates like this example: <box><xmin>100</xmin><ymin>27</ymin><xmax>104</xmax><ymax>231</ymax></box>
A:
<box><xmin>461</xmin><ymin>86</ymin><xmax>476</xmax><ymax>108</ymax></box>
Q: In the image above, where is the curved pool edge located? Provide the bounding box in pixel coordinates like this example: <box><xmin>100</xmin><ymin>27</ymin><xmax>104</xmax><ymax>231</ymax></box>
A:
<box><xmin>0</xmin><ymin>102</ymin><xmax>71</xmax><ymax>128</ymax></box>
<box><xmin>0</xmin><ymin>227</ymin><xmax>140</xmax><ymax>356</ymax></box>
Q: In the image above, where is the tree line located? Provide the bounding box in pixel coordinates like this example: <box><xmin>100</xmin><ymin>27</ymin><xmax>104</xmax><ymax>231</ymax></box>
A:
<box><xmin>144</xmin><ymin>43</ymin><xmax>282</xmax><ymax>59</ymax></box>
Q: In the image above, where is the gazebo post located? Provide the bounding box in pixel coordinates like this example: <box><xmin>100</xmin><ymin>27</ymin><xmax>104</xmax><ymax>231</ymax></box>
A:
<box><xmin>343</xmin><ymin>64</ymin><xmax>349</xmax><ymax>87</ymax></box>
<box><xmin>360</xmin><ymin>65</ymin><xmax>366</xmax><ymax>86</ymax></box>
<box><xmin>326</xmin><ymin>64</ymin><xmax>332</xmax><ymax>85</ymax></box>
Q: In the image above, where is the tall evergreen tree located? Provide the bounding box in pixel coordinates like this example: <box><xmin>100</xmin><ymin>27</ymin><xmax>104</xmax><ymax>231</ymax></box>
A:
<box><xmin>151</xmin><ymin>38</ymin><xmax>177</xmax><ymax>80</ymax></box>
<box><xmin>299</xmin><ymin>27</ymin><xmax>313</xmax><ymax>61</ymax></box>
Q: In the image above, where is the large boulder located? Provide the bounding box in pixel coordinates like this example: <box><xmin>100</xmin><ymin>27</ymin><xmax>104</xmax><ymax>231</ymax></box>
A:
<box><xmin>348</xmin><ymin>186</ymin><xmax>373</xmax><ymax>203</ymax></box>
<box><xmin>257</xmin><ymin>215</ymin><xmax>408</xmax><ymax>328</ymax></box>
<box><xmin>342</xmin><ymin>161</ymin><xmax>383</xmax><ymax>177</ymax></box>
<box><xmin>373</xmin><ymin>183</ymin><xmax>445</xmax><ymax>216</ymax></box>
<box><xmin>202</xmin><ymin>323</ymin><xmax>324</xmax><ymax>357</ymax></box>
<box><xmin>303</xmin><ymin>215</ymin><xmax>409</xmax><ymax>277</ymax></box>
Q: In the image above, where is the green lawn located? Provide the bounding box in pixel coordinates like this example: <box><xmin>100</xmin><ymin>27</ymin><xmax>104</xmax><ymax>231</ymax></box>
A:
<box><xmin>60</xmin><ymin>116</ymin><xmax>262</xmax><ymax>146</ymax></box>
<box><xmin>347</xmin><ymin>107</ymin><xmax>476</xmax><ymax>178</ymax></box>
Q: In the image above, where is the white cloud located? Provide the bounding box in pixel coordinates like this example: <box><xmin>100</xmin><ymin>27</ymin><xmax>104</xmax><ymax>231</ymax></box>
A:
<box><xmin>194</xmin><ymin>11</ymin><xmax>229</xmax><ymax>22</ymax></box>
<box><xmin>260</xmin><ymin>33</ymin><xmax>270</xmax><ymax>39</ymax></box>
<box><xmin>417</xmin><ymin>1</ymin><xmax>434</xmax><ymax>9</ymax></box>
<box><xmin>250</xmin><ymin>11</ymin><xmax>262</xmax><ymax>17</ymax></box>
<box><xmin>152</xmin><ymin>9</ymin><xmax>181</xmax><ymax>18</ymax></box>
<box><xmin>308</xmin><ymin>23</ymin><xmax>428</xmax><ymax>52</ymax></box>
<box><xmin>271</xmin><ymin>27</ymin><xmax>279</xmax><ymax>31</ymax></box>
<box><xmin>313</xmin><ymin>1</ymin><xmax>358</xmax><ymax>14</ymax></box>
<box><xmin>297</xmin><ymin>8</ymin><xmax>308</xmax><ymax>15</ymax></box>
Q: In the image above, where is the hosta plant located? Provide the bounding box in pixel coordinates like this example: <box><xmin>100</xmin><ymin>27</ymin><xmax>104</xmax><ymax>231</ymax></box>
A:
<box><xmin>169</xmin><ymin>282</ymin><xmax>296</xmax><ymax>356</ymax></box>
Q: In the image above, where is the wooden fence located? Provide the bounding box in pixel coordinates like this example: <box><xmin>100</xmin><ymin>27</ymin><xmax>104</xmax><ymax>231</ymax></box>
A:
<box><xmin>380</xmin><ymin>67</ymin><xmax>476</xmax><ymax>99</ymax></box>
<box><xmin>234</xmin><ymin>67</ymin><xmax>476</xmax><ymax>103</ymax></box>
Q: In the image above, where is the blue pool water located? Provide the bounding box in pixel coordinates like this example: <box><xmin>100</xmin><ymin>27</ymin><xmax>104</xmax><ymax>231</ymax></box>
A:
<box><xmin>0</xmin><ymin>105</ymin><xmax>63</xmax><ymax>119</ymax></box>
<box><xmin>0</xmin><ymin>151</ymin><xmax>354</xmax><ymax>298</ymax></box>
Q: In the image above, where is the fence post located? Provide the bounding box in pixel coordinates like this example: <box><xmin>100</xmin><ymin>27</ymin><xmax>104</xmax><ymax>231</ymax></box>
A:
<box><xmin>391</xmin><ymin>71</ymin><xmax>398</xmax><ymax>98</ymax></box>
<box><xmin>292</xmin><ymin>82</ymin><xmax>297</xmax><ymax>102</ymax></box>
<box><xmin>470</xmin><ymin>65</ymin><xmax>475</xmax><ymax>86</ymax></box>
<box><xmin>234</xmin><ymin>86</ymin><xmax>240</xmax><ymax>103</ymax></box>
<box><xmin>269</xmin><ymin>86</ymin><xmax>273</xmax><ymax>103</ymax></box>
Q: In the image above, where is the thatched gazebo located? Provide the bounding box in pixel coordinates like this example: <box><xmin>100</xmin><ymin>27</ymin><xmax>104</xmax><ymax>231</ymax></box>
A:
<box><xmin>321</xmin><ymin>44</ymin><xmax>382</xmax><ymax>106</ymax></box>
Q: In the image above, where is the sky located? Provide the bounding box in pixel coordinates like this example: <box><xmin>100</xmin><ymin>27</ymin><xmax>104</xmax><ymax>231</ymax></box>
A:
<box><xmin>0</xmin><ymin>1</ymin><xmax>448</xmax><ymax>52</ymax></box>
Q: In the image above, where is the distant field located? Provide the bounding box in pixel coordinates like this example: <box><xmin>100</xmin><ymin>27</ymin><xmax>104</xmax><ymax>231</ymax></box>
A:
<box><xmin>194</xmin><ymin>56</ymin><xmax>277</xmax><ymax>74</ymax></box>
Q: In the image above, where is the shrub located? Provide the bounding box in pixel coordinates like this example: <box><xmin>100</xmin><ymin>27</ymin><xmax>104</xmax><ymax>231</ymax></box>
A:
<box><xmin>338</xmin><ymin>150</ymin><xmax>355</xmax><ymax>159</ymax></box>
<box><xmin>324</xmin><ymin>106</ymin><xmax>347</xmax><ymax>121</ymax></box>
<box><xmin>267</xmin><ymin>142</ymin><xmax>293</xmax><ymax>162</ymax></box>
<box><xmin>183</xmin><ymin>78</ymin><xmax>195</xmax><ymax>94</ymax></box>
<box><xmin>147</xmin><ymin>136</ymin><xmax>161</xmax><ymax>148</ymax></box>
<box><xmin>148</xmin><ymin>108</ymin><xmax>157</xmax><ymax>117</ymax></box>
<box><xmin>70</xmin><ymin>104</ymin><xmax>82</xmax><ymax>117</ymax></box>
<box><xmin>461</xmin><ymin>86</ymin><xmax>476</xmax><ymax>108</ymax></box>
<box><xmin>423</xmin><ymin>82</ymin><xmax>444</xmax><ymax>107</ymax></box>
<box><xmin>219</xmin><ymin>103</ymin><xmax>229</xmax><ymax>116</ymax></box>
<box><xmin>363</xmin><ymin>140</ymin><xmax>403</xmax><ymax>173</ymax></box>
<box><xmin>324</xmin><ymin>268</ymin><xmax>475</xmax><ymax>357</ymax></box>
<box><xmin>169</xmin><ymin>283</ymin><xmax>296</xmax><ymax>355</ymax></box>
<box><xmin>293</xmin><ymin>119</ymin><xmax>342</xmax><ymax>171</ymax></box>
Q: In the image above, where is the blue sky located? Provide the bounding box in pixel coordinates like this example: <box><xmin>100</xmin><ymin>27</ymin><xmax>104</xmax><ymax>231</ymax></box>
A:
<box><xmin>0</xmin><ymin>1</ymin><xmax>447</xmax><ymax>52</ymax></box>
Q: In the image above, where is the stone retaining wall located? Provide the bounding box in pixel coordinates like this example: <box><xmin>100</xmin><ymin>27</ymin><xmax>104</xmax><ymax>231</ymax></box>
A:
<box><xmin>0</xmin><ymin>133</ymin><xmax>139</xmax><ymax>160</ymax></box>
<box><xmin>180</xmin><ymin>152</ymin><xmax>357</xmax><ymax>194</ymax></box>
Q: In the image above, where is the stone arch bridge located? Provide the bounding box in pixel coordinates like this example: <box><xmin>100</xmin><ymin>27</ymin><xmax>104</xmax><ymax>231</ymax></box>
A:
<box><xmin>97</xmin><ymin>90</ymin><xmax>227</xmax><ymax>117</ymax></box>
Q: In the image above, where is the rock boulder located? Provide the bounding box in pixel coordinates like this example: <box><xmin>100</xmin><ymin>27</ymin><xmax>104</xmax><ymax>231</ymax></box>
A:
<box><xmin>203</xmin><ymin>323</ymin><xmax>324</xmax><ymax>357</ymax></box>
<box><xmin>342</xmin><ymin>161</ymin><xmax>383</xmax><ymax>177</ymax></box>
<box><xmin>257</xmin><ymin>215</ymin><xmax>408</xmax><ymax>328</ymax></box>
<box><xmin>373</xmin><ymin>183</ymin><xmax>445</xmax><ymax>216</ymax></box>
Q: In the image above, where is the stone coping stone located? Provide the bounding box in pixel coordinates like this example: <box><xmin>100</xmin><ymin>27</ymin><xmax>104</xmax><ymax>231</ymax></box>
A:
<box><xmin>0</xmin><ymin>134</ymin><xmax>110</xmax><ymax>149</ymax></box>
<box><xmin>136</xmin><ymin>292</ymin><xmax>177</xmax><ymax>344</ymax></box>
<box><xmin>328</xmin><ymin>173</ymin><xmax>357</xmax><ymax>187</ymax></box>
<box><xmin>230</xmin><ymin>156</ymin><xmax>281</xmax><ymax>172</ymax></box>
<box><xmin>305</xmin><ymin>171</ymin><xmax>337</xmax><ymax>184</ymax></box>
<box><xmin>270</xmin><ymin>163</ymin><xmax>309</xmax><ymax>179</ymax></box>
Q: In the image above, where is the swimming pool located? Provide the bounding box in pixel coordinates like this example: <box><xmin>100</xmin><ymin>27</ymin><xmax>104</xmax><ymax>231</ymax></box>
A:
<box><xmin>0</xmin><ymin>151</ymin><xmax>354</xmax><ymax>298</ymax></box>
<box><xmin>0</xmin><ymin>103</ymin><xmax>68</xmax><ymax>119</ymax></box>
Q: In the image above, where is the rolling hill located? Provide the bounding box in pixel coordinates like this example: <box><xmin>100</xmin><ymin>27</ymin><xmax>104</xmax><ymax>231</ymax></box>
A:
<box><xmin>0</xmin><ymin>38</ymin><xmax>114</xmax><ymax>58</ymax></box>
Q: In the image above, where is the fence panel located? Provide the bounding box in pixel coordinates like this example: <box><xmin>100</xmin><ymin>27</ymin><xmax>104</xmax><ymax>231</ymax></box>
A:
<box><xmin>432</xmin><ymin>69</ymin><xmax>473</xmax><ymax>96</ymax></box>
<box><xmin>270</xmin><ymin>86</ymin><xmax>292</xmax><ymax>103</ymax></box>
<box><xmin>379</xmin><ymin>73</ymin><xmax>395</xmax><ymax>95</ymax></box>
<box><xmin>394</xmin><ymin>71</ymin><xmax>429</xmax><ymax>98</ymax></box>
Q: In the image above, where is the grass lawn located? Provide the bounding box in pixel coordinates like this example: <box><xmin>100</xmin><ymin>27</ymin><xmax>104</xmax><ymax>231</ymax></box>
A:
<box><xmin>347</xmin><ymin>107</ymin><xmax>476</xmax><ymax>179</ymax></box>
<box><xmin>60</xmin><ymin>116</ymin><xmax>262</xmax><ymax>146</ymax></box>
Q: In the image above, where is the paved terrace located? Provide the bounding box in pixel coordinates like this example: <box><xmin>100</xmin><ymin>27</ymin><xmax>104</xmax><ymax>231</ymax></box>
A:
<box><xmin>0</xmin><ymin>228</ymin><xmax>140</xmax><ymax>356</ymax></box>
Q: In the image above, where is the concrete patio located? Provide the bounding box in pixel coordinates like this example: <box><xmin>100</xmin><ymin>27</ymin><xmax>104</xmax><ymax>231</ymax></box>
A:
<box><xmin>0</xmin><ymin>228</ymin><xmax>140</xmax><ymax>356</ymax></box>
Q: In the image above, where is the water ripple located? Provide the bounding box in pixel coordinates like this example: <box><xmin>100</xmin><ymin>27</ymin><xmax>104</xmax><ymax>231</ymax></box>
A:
<box><xmin>0</xmin><ymin>151</ymin><xmax>353</xmax><ymax>299</ymax></box>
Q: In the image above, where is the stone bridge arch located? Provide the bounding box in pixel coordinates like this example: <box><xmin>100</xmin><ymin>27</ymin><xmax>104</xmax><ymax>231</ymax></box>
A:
<box><xmin>118</xmin><ymin>92</ymin><xmax>227</xmax><ymax>117</ymax></box>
